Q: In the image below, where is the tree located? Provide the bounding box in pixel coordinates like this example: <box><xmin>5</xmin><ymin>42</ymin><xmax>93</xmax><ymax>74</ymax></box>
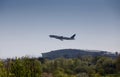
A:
<box><xmin>96</xmin><ymin>57</ymin><xmax>116</xmax><ymax>75</ymax></box>
<box><xmin>0</xmin><ymin>60</ymin><xmax>7</xmax><ymax>77</ymax></box>
<box><xmin>53</xmin><ymin>67</ymin><xmax>68</xmax><ymax>77</ymax></box>
<box><xmin>10</xmin><ymin>58</ymin><xmax>24</xmax><ymax>77</ymax></box>
<box><xmin>76</xmin><ymin>73</ymin><xmax>89</xmax><ymax>77</ymax></box>
<box><xmin>116</xmin><ymin>56</ymin><xmax>120</xmax><ymax>73</ymax></box>
<box><xmin>22</xmin><ymin>57</ymin><xmax>42</xmax><ymax>77</ymax></box>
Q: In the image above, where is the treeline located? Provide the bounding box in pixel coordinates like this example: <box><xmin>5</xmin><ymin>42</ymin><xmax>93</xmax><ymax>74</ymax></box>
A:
<box><xmin>0</xmin><ymin>56</ymin><xmax>120</xmax><ymax>77</ymax></box>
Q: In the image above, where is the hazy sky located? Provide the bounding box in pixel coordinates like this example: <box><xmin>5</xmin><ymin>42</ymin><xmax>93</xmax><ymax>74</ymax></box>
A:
<box><xmin>0</xmin><ymin>0</ymin><xmax>120</xmax><ymax>58</ymax></box>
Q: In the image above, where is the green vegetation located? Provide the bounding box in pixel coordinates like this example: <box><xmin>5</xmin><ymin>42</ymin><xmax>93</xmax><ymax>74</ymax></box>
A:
<box><xmin>0</xmin><ymin>56</ymin><xmax>120</xmax><ymax>77</ymax></box>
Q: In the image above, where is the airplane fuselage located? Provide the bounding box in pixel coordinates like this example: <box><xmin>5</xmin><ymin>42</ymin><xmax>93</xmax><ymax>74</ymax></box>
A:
<box><xmin>49</xmin><ymin>34</ymin><xmax>76</xmax><ymax>41</ymax></box>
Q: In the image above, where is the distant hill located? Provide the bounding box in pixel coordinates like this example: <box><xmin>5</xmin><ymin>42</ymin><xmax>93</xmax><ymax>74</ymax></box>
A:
<box><xmin>42</xmin><ymin>49</ymin><xmax>117</xmax><ymax>59</ymax></box>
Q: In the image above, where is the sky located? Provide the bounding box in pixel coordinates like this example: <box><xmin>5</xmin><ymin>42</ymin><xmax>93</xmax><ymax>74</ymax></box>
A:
<box><xmin>0</xmin><ymin>0</ymin><xmax>120</xmax><ymax>58</ymax></box>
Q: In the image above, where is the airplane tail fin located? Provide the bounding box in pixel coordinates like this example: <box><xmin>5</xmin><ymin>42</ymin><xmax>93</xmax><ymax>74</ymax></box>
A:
<box><xmin>71</xmin><ymin>34</ymin><xmax>76</xmax><ymax>39</ymax></box>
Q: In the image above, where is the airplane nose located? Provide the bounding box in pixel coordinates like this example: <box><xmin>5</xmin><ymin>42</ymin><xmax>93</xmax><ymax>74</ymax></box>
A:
<box><xmin>49</xmin><ymin>35</ymin><xmax>52</xmax><ymax>37</ymax></box>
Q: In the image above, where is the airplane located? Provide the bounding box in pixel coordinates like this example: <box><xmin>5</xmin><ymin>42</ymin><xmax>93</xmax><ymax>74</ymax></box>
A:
<box><xmin>49</xmin><ymin>34</ymin><xmax>76</xmax><ymax>41</ymax></box>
